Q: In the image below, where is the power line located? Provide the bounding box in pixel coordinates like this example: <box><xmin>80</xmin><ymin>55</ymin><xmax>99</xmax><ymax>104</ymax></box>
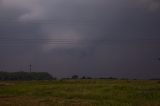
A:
<box><xmin>0</xmin><ymin>19</ymin><xmax>102</xmax><ymax>25</ymax></box>
<box><xmin>0</xmin><ymin>35</ymin><xmax>160</xmax><ymax>47</ymax></box>
<box><xmin>0</xmin><ymin>38</ymin><xmax>63</xmax><ymax>45</ymax></box>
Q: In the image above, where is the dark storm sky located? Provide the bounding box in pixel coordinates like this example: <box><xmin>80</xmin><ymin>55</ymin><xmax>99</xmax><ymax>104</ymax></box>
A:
<box><xmin>0</xmin><ymin>0</ymin><xmax>160</xmax><ymax>79</ymax></box>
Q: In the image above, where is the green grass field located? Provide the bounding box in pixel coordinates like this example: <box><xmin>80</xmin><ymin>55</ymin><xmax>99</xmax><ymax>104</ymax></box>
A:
<box><xmin>0</xmin><ymin>80</ymin><xmax>160</xmax><ymax>106</ymax></box>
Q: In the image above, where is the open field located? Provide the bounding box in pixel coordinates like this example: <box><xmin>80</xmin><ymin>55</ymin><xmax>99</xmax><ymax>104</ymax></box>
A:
<box><xmin>0</xmin><ymin>80</ymin><xmax>160</xmax><ymax>106</ymax></box>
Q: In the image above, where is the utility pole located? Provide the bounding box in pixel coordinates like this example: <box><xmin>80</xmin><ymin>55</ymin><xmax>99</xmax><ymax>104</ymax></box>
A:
<box><xmin>29</xmin><ymin>64</ymin><xmax>32</xmax><ymax>72</ymax></box>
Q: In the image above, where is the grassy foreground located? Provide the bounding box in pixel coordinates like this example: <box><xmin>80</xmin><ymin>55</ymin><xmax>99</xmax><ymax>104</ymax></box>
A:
<box><xmin>0</xmin><ymin>80</ymin><xmax>160</xmax><ymax>106</ymax></box>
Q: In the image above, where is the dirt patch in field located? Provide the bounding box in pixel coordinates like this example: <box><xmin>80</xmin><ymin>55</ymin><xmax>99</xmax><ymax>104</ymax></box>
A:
<box><xmin>0</xmin><ymin>83</ymin><xmax>15</xmax><ymax>86</ymax></box>
<box><xmin>0</xmin><ymin>95</ymin><xmax>49</xmax><ymax>106</ymax></box>
<box><xmin>0</xmin><ymin>95</ymin><xmax>94</xmax><ymax>106</ymax></box>
<box><xmin>0</xmin><ymin>95</ymin><xmax>16</xmax><ymax>98</ymax></box>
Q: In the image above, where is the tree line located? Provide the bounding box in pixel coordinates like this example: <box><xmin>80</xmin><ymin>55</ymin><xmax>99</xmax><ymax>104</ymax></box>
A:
<box><xmin>0</xmin><ymin>71</ymin><xmax>55</xmax><ymax>80</ymax></box>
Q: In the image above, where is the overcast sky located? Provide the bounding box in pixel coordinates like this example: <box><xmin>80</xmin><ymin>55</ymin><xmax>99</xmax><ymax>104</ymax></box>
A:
<box><xmin>0</xmin><ymin>0</ymin><xmax>160</xmax><ymax>79</ymax></box>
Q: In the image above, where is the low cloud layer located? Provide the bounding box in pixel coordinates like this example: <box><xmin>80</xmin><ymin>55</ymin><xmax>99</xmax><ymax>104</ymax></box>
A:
<box><xmin>141</xmin><ymin>0</ymin><xmax>160</xmax><ymax>10</ymax></box>
<box><xmin>0</xmin><ymin>0</ymin><xmax>160</xmax><ymax>79</ymax></box>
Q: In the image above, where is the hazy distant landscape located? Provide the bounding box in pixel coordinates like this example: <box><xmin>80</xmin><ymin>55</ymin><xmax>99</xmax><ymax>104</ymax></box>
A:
<box><xmin>1</xmin><ymin>0</ymin><xmax>160</xmax><ymax>105</ymax></box>
<box><xmin>0</xmin><ymin>79</ymin><xmax>160</xmax><ymax>106</ymax></box>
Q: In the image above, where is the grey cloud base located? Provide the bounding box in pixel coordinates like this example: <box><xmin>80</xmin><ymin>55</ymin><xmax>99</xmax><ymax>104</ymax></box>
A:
<box><xmin>0</xmin><ymin>0</ymin><xmax>160</xmax><ymax>79</ymax></box>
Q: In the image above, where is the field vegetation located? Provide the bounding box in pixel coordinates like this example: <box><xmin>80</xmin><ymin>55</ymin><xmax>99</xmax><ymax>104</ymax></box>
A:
<box><xmin>0</xmin><ymin>79</ymin><xmax>160</xmax><ymax>106</ymax></box>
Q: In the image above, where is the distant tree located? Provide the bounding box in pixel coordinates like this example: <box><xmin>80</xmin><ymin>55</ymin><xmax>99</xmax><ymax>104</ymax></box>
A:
<box><xmin>107</xmin><ymin>77</ymin><xmax>117</xmax><ymax>80</ymax></box>
<box><xmin>86</xmin><ymin>77</ymin><xmax>92</xmax><ymax>79</ymax></box>
<box><xmin>71</xmin><ymin>75</ymin><xmax>79</xmax><ymax>79</ymax></box>
<box><xmin>82</xmin><ymin>76</ymin><xmax>86</xmax><ymax>79</ymax></box>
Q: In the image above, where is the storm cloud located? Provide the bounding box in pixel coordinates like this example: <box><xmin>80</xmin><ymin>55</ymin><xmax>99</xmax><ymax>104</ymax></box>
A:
<box><xmin>0</xmin><ymin>0</ymin><xmax>160</xmax><ymax>79</ymax></box>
